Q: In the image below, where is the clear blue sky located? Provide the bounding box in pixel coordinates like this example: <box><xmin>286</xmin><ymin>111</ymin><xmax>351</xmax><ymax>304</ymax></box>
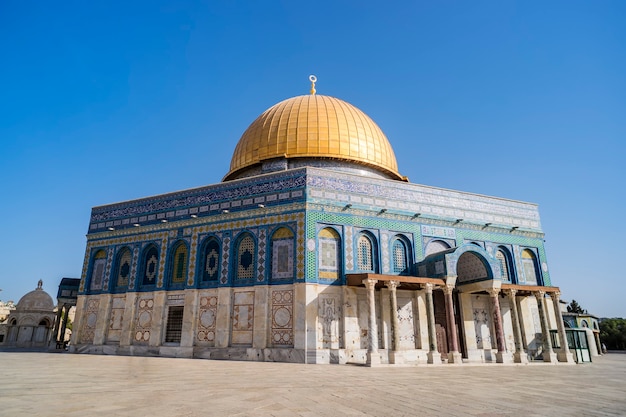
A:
<box><xmin>1</xmin><ymin>1</ymin><xmax>624</xmax><ymax>317</ymax></box>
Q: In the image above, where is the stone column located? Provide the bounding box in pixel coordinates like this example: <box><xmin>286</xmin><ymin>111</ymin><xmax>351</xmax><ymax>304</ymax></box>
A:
<box><xmin>442</xmin><ymin>284</ymin><xmax>462</xmax><ymax>364</ymax></box>
<box><xmin>425</xmin><ymin>283</ymin><xmax>441</xmax><ymax>364</ymax></box>
<box><xmin>534</xmin><ymin>291</ymin><xmax>557</xmax><ymax>363</ymax></box>
<box><xmin>487</xmin><ymin>288</ymin><xmax>511</xmax><ymax>363</ymax></box>
<box><xmin>551</xmin><ymin>291</ymin><xmax>575</xmax><ymax>363</ymax></box>
<box><xmin>363</xmin><ymin>278</ymin><xmax>380</xmax><ymax>366</ymax></box>
<box><xmin>52</xmin><ymin>306</ymin><xmax>63</xmax><ymax>347</ymax></box>
<box><xmin>60</xmin><ymin>305</ymin><xmax>69</xmax><ymax>346</ymax></box>
<box><xmin>504</xmin><ymin>289</ymin><xmax>528</xmax><ymax>363</ymax></box>
<box><xmin>385</xmin><ymin>280</ymin><xmax>402</xmax><ymax>364</ymax></box>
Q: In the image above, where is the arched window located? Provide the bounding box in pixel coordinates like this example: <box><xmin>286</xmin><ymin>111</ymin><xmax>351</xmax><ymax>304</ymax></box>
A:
<box><xmin>141</xmin><ymin>245</ymin><xmax>159</xmax><ymax>287</ymax></box>
<box><xmin>424</xmin><ymin>240</ymin><xmax>451</xmax><ymax>257</ymax></box>
<box><xmin>318</xmin><ymin>227</ymin><xmax>341</xmax><ymax>280</ymax></box>
<box><xmin>495</xmin><ymin>248</ymin><xmax>512</xmax><ymax>282</ymax></box>
<box><xmin>235</xmin><ymin>233</ymin><xmax>255</xmax><ymax>280</ymax></box>
<box><xmin>199</xmin><ymin>237</ymin><xmax>220</xmax><ymax>283</ymax></box>
<box><xmin>522</xmin><ymin>249</ymin><xmax>539</xmax><ymax>285</ymax></box>
<box><xmin>169</xmin><ymin>241</ymin><xmax>189</xmax><ymax>287</ymax></box>
<box><xmin>271</xmin><ymin>227</ymin><xmax>294</xmax><ymax>281</ymax></box>
<box><xmin>89</xmin><ymin>250</ymin><xmax>107</xmax><ymax>292</ymax></box>
<box><xmin>113</xmin><ymin>247</ymin><xmax>132</xmax><ymax>292</ymax></box>
<box><xmin>357</xmin><ymin>233</ymin><xmax>376</xmax><ymax>272</ymax></box>
<box><xmin>392</xmin><ymin>237</ymin><xmax>410</xmax><ymax>274</ymax></box>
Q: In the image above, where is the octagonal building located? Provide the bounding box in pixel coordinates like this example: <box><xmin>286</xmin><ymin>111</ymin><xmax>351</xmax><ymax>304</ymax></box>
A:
<box><xmin>72</xmin><ymin>83</ymin><xmax>573</xmax><ymax>365</ymax></box>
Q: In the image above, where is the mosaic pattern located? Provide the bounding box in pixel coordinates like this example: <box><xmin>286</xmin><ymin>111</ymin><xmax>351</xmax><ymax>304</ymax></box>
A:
<box><xmin>197</xmin><ymin>295</ymin><xmax>218</xmax><ymax>344</ymax></box>
<box><xmin>80</xmin><ymin>298</ymin><xmax>99</xmax><ymax>344</ymax></box>
<box><xmin>157</xmin><ymin>238</ymin><xmax>168</xmax><ymax>288</ymax></box>
<box><xmin>89</xmin><ymin>171</ymin><xmax>307</xmax><ymax>226</ymax></box>
<box><xmin>103</xmin><ymin>247</ymin><xmax>114</xmax><ymax>291</ymax></box>
<box><xmin>231</xmin><ymin>291</ymin><xmax>254</xmax><ymax>345</ymax></box>
<box><xmin>345</xmin><ymin>226</ymin><xmax>354</xmax><ymax>270</ymax></box>
<box><xmin>257</xmin><ymin>228</ymin><xmax>266</xmax><ymax>282</ymax></box>
<box><xmin>307</xmin><ymin>169</ymin><xmax>541</xmax><ymax>230</ymax></box>
<box><xmin>216</xmin><ymin>235</ymin><xmax>228</xmax><ymax>284</ymax></box>
<box><xmin>381</xmin><ymin>232</ymin><xmax>389</xmax><ymax>273</ymax></box>
<box><xmin>134</xmin><ymin>297</ymin><xmax>154</xmax><ymax>344</ymax></box>
<box><xmin>129</xmin><ymin>247</ymin><xmax>139</xmax><ymax>290</ymax></box>
<box><xmin>271</xmin><ymin>289</ymin><xmax>293</xmax><ymax>346</ymax></box>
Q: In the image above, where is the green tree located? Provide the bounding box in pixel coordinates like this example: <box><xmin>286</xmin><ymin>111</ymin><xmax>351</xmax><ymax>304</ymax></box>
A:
<box><xmin>599</xmin><ymin>318</ymin><xmax>626</xmax><ymax>350</ymax></box>
<box><xmin>567</xmin><ymin>299</ymin><xmax>587</xmax><ymax>314</ymax></box>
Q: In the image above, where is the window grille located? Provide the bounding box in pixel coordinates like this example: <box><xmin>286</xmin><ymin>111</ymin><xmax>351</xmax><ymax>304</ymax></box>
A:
<box><xmin>496</xmin><ymin>250</ymin><xmax>510</xmax><ymax>281</ymax></box>
<box><xmin>392</xmin><ymin>240</ymin><xmax>407</xmax><ymax>273</ymax></box>
<box><xmin>357</xmin><ymin>235</ymin><xmax>373</xmax><ymax>271</ymax></box>
<box><xmin>165</xmin><ymin>306</ymin><xmax>184</xmax><ymax>343</ymax></box>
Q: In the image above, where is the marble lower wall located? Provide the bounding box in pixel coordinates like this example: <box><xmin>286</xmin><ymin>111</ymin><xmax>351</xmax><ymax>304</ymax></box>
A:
<box><xmin>71</xmin><ymin>284</ymin><xmax>558</xmax><ymax>364</ymax></box>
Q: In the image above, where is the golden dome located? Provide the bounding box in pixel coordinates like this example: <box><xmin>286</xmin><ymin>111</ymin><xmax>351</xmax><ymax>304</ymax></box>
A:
<box><xmin>224</xmin><ymin>94</ymin><xmax>404</xmax><ymax>181</ymax></box>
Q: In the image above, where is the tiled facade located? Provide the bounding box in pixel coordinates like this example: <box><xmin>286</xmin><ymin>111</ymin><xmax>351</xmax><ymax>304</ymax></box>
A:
<box><xmin>72</xmin><ymin>91</ymin><xmax>572</xmax><ymax>366</ymax></box>
<box><xmin>72</xmin><ymin>167</ymin><xmax>569</xmax><ymax>364</ymax></box>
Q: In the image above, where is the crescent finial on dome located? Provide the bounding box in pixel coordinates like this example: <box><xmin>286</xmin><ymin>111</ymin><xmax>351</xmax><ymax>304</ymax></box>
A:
<box><xmin>309</xmin><ymin>75</ymin><xmax>317</xmax><ymax>95</ymax></box>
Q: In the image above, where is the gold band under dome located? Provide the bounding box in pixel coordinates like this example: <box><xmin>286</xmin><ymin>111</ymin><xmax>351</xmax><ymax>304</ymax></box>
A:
<box><xmin>224</xmin><ymin>94</ymin><xmax>404</xmax><ymax>181</ymax></box>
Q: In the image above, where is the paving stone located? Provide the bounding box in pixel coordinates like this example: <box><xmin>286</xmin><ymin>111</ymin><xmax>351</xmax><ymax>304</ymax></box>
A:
<box><xmin>0</xmin><ymin>352</ymin><xmax>625</xmax><ymax>416</ymax></box>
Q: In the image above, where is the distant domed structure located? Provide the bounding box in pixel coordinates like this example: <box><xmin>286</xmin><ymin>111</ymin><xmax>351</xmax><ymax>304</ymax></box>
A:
<box><xmin>16</xmin><ymin>280</ymin><xmax>55</xmax><ymax>311</ymax></box>
<box><xmin>1</xmin><ymin>281</ymin><xmax>55</xmax><ymax>348</ymax></box>
<box><xmin>224</xmin><ymin>94</ymin><xmax>405</xmax><ymax>181</ymax></box>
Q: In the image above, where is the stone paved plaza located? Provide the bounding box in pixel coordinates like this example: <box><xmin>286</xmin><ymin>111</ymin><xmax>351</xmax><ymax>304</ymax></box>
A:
<box><xmin>1</xmin><ymin>352</ymin><xmax>625</xmax><ymax>416</ymax></box>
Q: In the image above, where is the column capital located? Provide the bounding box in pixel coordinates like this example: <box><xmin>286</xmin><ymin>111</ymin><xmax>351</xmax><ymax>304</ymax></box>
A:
<box><xmin>504</xmin><ymin>288</ymin><xmax>517</xmax><ymax>297</ymax></box>
<box><xmin>362</xmin><ymin>279</ymin><xmax>378</xmax><ymax>290</ymax></box>
<box><xmin>442</xmin><ymin>284</ymin><xmax>455</xmax><ymax>295</ymax></box>
<box><xmin>487</xmin><ymin>288</ymin><xmax>501</xmax><ymax>297</ymax></box>
<box><xmin>424</xmin><ymin>282</ymin><xmax>434</xmax><ymax>294</ymax></box>
<box><xmin>385</xmin><ymin>280</ymin><xmax>400</xmax><ymax>290</ymax></box>
<box><xmin>534</xmin><ymin>290</ymin><xmax>546</xmax><ymax>299</ymax></box>
<box><xmin>552</xmin><ymin>290</ymin><xmax>561</xmax><ymax>299</ymax></box>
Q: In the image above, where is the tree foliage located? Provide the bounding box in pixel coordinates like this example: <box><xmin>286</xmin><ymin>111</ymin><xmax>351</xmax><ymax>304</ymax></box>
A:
<box><xmin>600</xmin><ymin>318</ymin><xmax>626</xmax><ymax>350</ymax></box>
<box><xmin>566</xmin><ymin>299</ymin><xmax>587</xmax><ymax>314</ymax></box>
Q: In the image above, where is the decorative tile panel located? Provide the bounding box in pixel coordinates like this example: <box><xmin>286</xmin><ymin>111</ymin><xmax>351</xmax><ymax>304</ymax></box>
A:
<box><xmin>134</xmin><ymin>297</ymin><xmax>154</xmax><ymax>345</ymax></box>
<box><xmin>271</xmin><ymin>289</ymin><xmax>293</xmax><ymax>346</ymax></box>
<box><xmin>196</xmin><ymin>295</ymin><xmax>218</xmax><ymax>345</ymax></box>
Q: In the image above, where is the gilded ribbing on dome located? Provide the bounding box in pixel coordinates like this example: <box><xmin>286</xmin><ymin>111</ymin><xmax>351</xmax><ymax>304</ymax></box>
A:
<box><xmin>225</xmin><ymin>95</ymin><xmax>402</xmax><ymax>181</ymax></box>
